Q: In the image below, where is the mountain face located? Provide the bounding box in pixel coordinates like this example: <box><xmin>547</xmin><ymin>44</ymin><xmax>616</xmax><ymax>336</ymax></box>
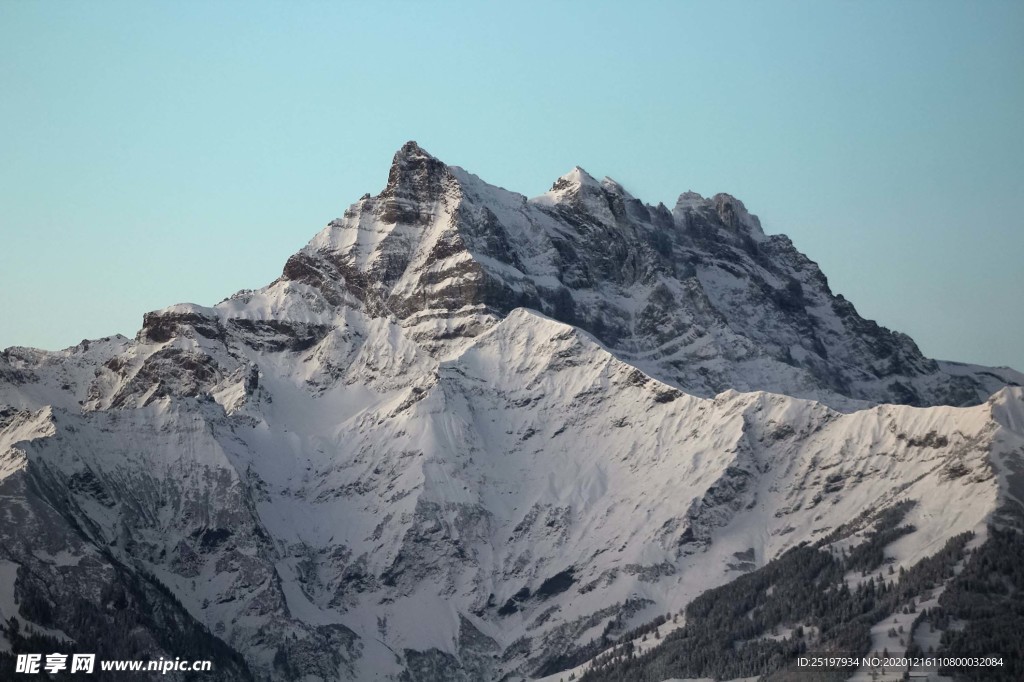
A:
<box><xmin>280</xmin><ymin>142</ymin><xmax>1017</xmax><ymax>409</ymax></box>
<box><xmin>1</xmin><ymin>142</ymin><xmax>1022</xmax><ymax>681</ymax></box>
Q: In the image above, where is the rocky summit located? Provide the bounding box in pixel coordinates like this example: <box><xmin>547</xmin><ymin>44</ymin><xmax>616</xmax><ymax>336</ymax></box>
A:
<box><xmin>1</xmin><ymin>143</ymin><xmax>1022</xmax><ymax>681</ymax></box>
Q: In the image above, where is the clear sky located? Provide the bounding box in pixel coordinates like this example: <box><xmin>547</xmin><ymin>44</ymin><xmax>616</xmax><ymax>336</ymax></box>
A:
<box><xmin>1</xmin><ymin>1</ymin><xmax>1021</xmax><ymax>371</ymax></box>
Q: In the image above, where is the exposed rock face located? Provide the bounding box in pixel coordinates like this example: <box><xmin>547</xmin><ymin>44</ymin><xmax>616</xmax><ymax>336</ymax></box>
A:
<box><xmin>1</xmin><ymin>143</ymin><xmax>1022</xmax><ymax>681</ymax></box>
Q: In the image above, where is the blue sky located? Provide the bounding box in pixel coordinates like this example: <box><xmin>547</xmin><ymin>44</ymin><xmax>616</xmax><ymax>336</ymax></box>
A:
<box><xmin>1</xmin><ymin>1</ymin><xmax>1022</xmax><ymax>370</ymax></box>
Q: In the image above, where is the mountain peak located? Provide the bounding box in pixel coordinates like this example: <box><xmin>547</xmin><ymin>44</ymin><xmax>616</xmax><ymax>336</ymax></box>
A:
<box><xmin>674</xmin><ymin>190</ymin><xmax>705</xmax><ymax>211</ymax></box>
<box><xmin>549</xmin><ymin>165</ymin><xmax>600</xmax><ymax>193</ymax></box>
<box><xmin>380</xmin><ymin>141</ymin><xmax>451</xmax><ymax>220</ymax></box>
<box><xmin>393</xmin><ymin>140</ymin><xmax>435</xmax><ymax>164</ymax></box>
<box><xmin>673</xmin><ymin>190</ymin><xmax>765</xmax><ymax>239</ymax></box>
<box><xmin>387</xmin><ymin>140</ymin><xmax>445</xmax><ymax>180</ymax></box>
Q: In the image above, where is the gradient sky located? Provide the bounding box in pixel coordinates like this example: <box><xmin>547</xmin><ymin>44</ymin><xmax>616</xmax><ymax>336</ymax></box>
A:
<box><xmin>1</xmin><ymin>1</ymin><xmax>1022</xmax><ymax>371</ymax></box>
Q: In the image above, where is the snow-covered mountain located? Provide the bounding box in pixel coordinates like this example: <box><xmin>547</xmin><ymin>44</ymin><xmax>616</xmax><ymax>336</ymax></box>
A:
<box><xmin>1</xmin><ymin>143</ymin><xmax>1022</xmax><ymax>681</ymax></box>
